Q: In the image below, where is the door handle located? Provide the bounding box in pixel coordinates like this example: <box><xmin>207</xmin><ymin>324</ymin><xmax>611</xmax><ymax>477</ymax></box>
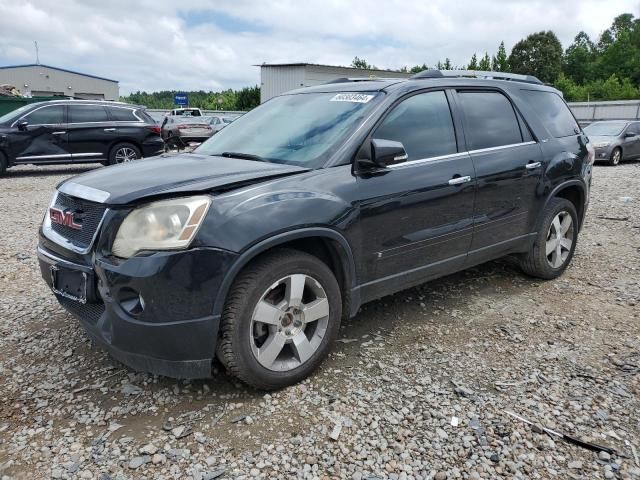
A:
<box><xmin>525</xmin><ymin>161</ymin><xmax>542</xmax><ymax>169</ymax></box>
<box><xmin>448</xmin><ymin>175</ymin><xmax>472</xmax><ymax>185</ymax></box>
<box><xmin>51</xmin><ymin>131</ymin><xmax>66</xmax><ymax>135</ymax></box>
<box><xmin>103</xmin><ymin>128</ymin><xmax>116</xmax><ymax>132</ymax></box>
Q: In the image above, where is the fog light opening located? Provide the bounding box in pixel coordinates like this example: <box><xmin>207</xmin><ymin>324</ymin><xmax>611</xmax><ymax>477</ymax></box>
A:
<box><xmin>118</xmin><ymin>288</ymin><xmax>145</xmax><ymax>316</ymax></box>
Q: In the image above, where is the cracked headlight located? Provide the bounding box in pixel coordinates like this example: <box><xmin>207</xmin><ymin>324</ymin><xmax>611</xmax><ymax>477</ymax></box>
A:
<box><xmin>112</xmin><ymin>196</ymin><xmax>211</xmax><ymax>258</ymax></box>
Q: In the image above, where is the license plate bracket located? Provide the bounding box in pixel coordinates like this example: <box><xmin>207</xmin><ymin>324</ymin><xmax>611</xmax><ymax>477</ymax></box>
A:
<box><xmin>50</xmin><ymin>266</ymin><xmax>88</xmax><ymax>304</ymax></box>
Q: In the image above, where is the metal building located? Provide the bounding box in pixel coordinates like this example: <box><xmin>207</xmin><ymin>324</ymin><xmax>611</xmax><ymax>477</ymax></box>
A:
<box><xmin>258</xmin><ymin>63</ymin><xmax>411</xmax><ymax>103</ymax></box>
<box><xmin>568</xmin><ymin>100</ymin><xmax>640</xmax><ymax>125</ymax></box>
<box><xmin>0</xmin><ymin>64</ymin><xmax>119</xmax><ymax>101</ymax></box>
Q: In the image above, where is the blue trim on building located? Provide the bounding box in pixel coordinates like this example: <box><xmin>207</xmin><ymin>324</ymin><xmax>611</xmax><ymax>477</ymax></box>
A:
<box><xmin>0</xmin><ymin>64</ymin><xmax>118</xmax><ymax>83</ymax></box>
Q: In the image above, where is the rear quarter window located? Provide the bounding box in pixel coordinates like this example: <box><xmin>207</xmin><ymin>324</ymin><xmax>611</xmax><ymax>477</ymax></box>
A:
<box><xmin>108</xmin><ymin>107</ymin><xmax>139</xmax><ymax>121</ymax></box>
<box><xmin>520</xmin><ymin>90</ymin><xmax>579</xmax><ymax>138</ymax></box>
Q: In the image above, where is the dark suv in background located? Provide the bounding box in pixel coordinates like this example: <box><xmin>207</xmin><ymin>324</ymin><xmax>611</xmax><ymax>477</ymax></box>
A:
<box><xmin>0</xmin><ymin>100</ymin><xmax>163</xmax><ymax>174</ymax></box>
<box><xmin>38</xmin><ymin>70</ymin><xmax>593</xmax><ymax>390</ymax></box>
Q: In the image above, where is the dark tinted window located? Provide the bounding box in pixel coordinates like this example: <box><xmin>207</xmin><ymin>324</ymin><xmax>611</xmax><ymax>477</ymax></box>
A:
<box><xmin>629</xmin><ymin>123</ymin><xmax>640</xmax><ymax>135</ymax></box>
<box><xmin>459</xmin><ymin>91</ymin><xmax>522</xmax><ymax>150</ymax></box>
<box><xmin>108</xmin><ymin>107</ymin><xmax>138</xmax><ymax>121</ymax></box>
<box><xmin>24</xmin><ymin>105</ymin><xmax>64</xmax><ymax>125</ymax></box>
<box><xmin>69</xmin><ymin>105</ymin><xmax>109</xmax><ymax>123</ymax></box>
<box><xmin>520</xmin><ymin>90</ymin><xmax>578</xmax><ymax>138</ymax></box>
<box><xmin>517</xmin><ymin>110</ymin><xmax>534</xmax><ymax>142</ymax></box>
<box><xmin>374</xmin><ymin>91</ymin><xmax>457</xmax><ymax>160</ymax></box>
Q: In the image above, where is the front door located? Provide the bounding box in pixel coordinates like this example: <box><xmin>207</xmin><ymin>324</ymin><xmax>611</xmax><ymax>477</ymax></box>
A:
<box><xmin>455</xmin><ymin>89</ymin><xmax>544</xmax><ymax>259</ymax></box>
<box><xmin>66</xmin><ymin>104</ymin><xmax>113</xmax><ymax>162</ymax></box>
<box><xmin>10</xmin><ymin>104</ymin><xmax>70</xmax><ymax>163</ymax></box>
<box><xmin>622</xmin><ymin>122</ymin><xmax>640</xmax><ymax>158</ymax></box>
<box><xmin>356</xmin><ymin>90</ymin><xmax>476</xmax><ymax>299</ymax></box>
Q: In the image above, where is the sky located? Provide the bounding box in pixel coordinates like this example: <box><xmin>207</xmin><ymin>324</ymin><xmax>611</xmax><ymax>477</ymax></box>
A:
<box><xmin>0</xmin><ymin>0</ymin><xmax>638</xmax><ymax>95</ymax></box>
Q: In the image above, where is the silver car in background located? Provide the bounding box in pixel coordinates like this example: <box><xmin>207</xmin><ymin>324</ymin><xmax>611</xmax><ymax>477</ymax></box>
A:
<box><xmin>584</xmin><ymin>120</ymin><xmax>640</xmax><ymax>166</ymax></box>
<box><xmin>161</xmin><ymin>116</ymin><xmax>213</xmax><ymax>145</ymax></box>
<box><xmin>208</xmin><ymin>115</ymin><xmax>238</xmax><ymax>134</ymax></box>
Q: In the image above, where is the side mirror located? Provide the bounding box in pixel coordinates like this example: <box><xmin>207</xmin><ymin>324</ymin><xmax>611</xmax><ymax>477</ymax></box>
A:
<box><xmin>624</xmin><ymin>131</ymin><xmax>635</xmax><ymax>138</ymax></box>
<box><xmin>370</xmin><ymin>139</ymin><xmax>408</xmax><ymax>168</ymax></box>
<box><xmin>17</xmin><ymin>120</ymin><xmax>28</xmax><ymax>131</ymax></box>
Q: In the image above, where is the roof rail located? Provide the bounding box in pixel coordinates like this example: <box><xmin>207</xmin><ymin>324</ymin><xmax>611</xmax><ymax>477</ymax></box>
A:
<box><xmin>325</xmin><ymin>77</ymin><xmax>402</xmax><ymax>84</ymax></box>
<box><xmin>410</xmin><ymin>69</ymin><xmax>542</xmax><ymax>85</ymax></box>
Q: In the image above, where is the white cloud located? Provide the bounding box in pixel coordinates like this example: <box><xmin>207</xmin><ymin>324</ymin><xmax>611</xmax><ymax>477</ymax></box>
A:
<box><xmin>0</xmin><ymin>0</ymin><xmax>637</xmax><ymax>94</ymax></box>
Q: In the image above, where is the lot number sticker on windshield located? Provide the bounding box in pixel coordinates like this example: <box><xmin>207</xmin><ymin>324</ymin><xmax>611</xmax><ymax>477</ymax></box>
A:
<box><xmin>330</xmin><ymin>93</ymin><xmax>375</xmax><ymax>103</ymax></box>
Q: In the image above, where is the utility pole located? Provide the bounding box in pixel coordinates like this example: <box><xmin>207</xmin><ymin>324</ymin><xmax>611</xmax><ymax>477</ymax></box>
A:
<box><xmin>34</xmin><ymin>41</ymin><xmax>40</xmax><ymax>64</ymax></box>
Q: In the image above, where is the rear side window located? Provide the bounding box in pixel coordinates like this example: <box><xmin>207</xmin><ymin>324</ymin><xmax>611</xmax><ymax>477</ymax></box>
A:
<box><xmin>69</xmin><ymin>105</ymin><xmax>109</xmax><ymax>123</ymax></box>
<box><xmin>108</xmin><ymin>107</ymin><xmax>138</xmax><ymax>121</ymax></box>
<box><xmin>458</xmin><ymin>91</ymin><xmax>522</xmax><ymax>150</ymax></box>
<box><xmin>520</xmin><ymin>90</ymin><xmax>579</xmax><ymax>138</ymax></box>
<box><xmin>24</xmin><ymin>105</ymin><xmax>64</xmax><ymax>125</ymax></box>
<box><xmin>374</xmin><ymin>91</ymin><xmax>457</xmax><ymax>160</ymax></box>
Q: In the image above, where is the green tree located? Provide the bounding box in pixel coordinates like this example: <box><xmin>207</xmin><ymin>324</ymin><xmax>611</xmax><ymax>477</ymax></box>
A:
<box><xmin>494</xmin><ymin>41</ymin><xmax>509</xmax><ymax>71</ymax></box>
<box><xmin>478</xmin><ymin>52</ymin><xmax>491</xmax><ymax>70</ymax></box>
<box><xmin>563</xmin><ymin>31</ymin><xmax>596</xmax><ymax>83</ymax></box>
<box><xmin>508</xmin><ymin>30</ymin><xmax>563</xmax><ymax>83</ymax></box>
<box><xmin>351</xmin><ymin>56</ymin><xmax>376</xmax><ymax>69</ymax></box>
<box><xmin>442</xmin><ymin>58</ymin><xmax>452</xmax><ymax>70</ymax></box>
<box><xmin>235</xmin><ymin>86</ymin><xmax>260</xmax><ymax>110</ymax></box>
<box><xmin>467</xmin><ymin>53</ymin><xmax>479</xmax><ymax>70</ymax></box>
<box><xmin>409</xmin><ymin>63</ymin><xmax>428</xmax><ymax>73</ymax></box>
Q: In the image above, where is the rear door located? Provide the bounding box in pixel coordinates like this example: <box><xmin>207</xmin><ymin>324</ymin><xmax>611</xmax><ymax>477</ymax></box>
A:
<box><xmin>66</xmin><ymin>104</ymin><xmax>113</xmax><ymax>162</ymax></box>
<box><xmin>9</xmin><ymin>104</ymin><xmax>70</xmax><ymax>163</ymax></box>
<box><xmin>356</xmin><ymin>89</ymin><xmax>476</xmax><ymax>293</ymax></box>
<box><xmin>455</xmin><ymin>89</ymin><xmax>544</xmax><ymax>260</ymax></box>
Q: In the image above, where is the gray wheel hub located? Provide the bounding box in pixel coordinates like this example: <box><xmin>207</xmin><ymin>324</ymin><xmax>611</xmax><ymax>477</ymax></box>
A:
<box><xmin>250</xmin><ymin>274</ymin><xmax>330</xmax><ymax>372</ymax></box>
<box><xmin>546</xmin><ymin>211</ymin><xmax>574</xmax><ymax>268</ymax></box>
<box><xmin>612</xmin><ymin>149</ymin><xmax>621</xmax><ymax>165</ymax></box>
<box><xmin>114</xmin><ymin>147</ymin><xmax>137</xmax><ymax>163</ymax></box>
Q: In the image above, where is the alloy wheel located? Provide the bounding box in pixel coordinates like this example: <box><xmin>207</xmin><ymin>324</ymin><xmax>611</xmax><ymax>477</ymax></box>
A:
<box><xmin>612</xmin><ymin>149</ymin><xmax>621</xmax><ymax>165</ymax></box>
<box><xmin>250</xmin><ymin>274</ymin><xmax>330</xmax><ymax>372</ymax></box>
<box><xmin>114</xmin><ymin>147</ymin><xmax>137</xmax><ymax>163</ymax></box>
<box><xmin>546</xmin><ymin>211</ymin><xmax>574</xmax><ymax>268</ymax></box>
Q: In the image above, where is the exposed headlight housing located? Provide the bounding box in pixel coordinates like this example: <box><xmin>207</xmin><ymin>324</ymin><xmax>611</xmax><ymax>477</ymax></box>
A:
<box><xmin>592</xmin><ymin>141</ymin><xmax>610</xmax><ymax>148</ymax></box>
<box><xmin>112</xmin><ymin>196</ymin><xmax>211</xmax><ymax>258</ymax></box>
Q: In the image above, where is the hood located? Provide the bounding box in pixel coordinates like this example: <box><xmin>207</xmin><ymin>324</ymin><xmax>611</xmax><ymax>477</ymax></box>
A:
<box><xmin>586</xmin><ymin>135</ymin><xmax>617</xmax><ymax>144</ymax></box>
<box><xmin>57</xmin><ymin>153</ymin><xmax>309</xmax><ymax>205</ymax></box>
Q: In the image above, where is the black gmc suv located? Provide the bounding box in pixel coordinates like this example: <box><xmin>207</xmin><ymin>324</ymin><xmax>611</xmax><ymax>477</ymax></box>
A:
<box><xmin>0</xmin><ymin>100</ymin><xmax>163</xmax><ymax>174</ymax></box>
<box><xmin>38</xmin><ymin>70</ymin><xmax>594</xmax><ymax>389</ymax></box>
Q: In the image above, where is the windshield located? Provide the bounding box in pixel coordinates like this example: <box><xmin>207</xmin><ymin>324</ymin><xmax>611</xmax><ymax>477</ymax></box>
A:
<box><xmin>584</xmin><ymin>121</ymin><xmax>627</xmax><ymax>136</ymax></box>
<box><xmin>0</xmin><ymin>104</ymin><xmax>31</xmax><ymax>124</ymax></box>
<box><xmin>195</xmin><ymin>92</ymin><xmax>382</xmax><ymax>168</ymax></box>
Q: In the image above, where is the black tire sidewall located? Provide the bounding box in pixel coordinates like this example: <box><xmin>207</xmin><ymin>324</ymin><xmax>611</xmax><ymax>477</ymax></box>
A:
<box><xmin>109</xmin><ymin>143</ymin><xmax>141</xmax><ymax>165</ymax></box>
<box><xmin>0</xmin><ymin>151</ymin><xmax>7</xmax><ymax>175</ymax></box>
<box><xmin>226</xmin><ymin>252</ymin><xmax>341</xmax><ymax>389</ymax></box>
<box><xmin>533</xmin><ymin>198</ymin><xmax>579</xmax><ymax>278</ymax></box>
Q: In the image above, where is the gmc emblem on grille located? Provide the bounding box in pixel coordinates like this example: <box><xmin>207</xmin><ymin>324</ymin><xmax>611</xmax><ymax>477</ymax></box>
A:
<box><xmin>49</xmin><ymin>208</ymin><xmax>82</xmax><ymax>230</ymax></box>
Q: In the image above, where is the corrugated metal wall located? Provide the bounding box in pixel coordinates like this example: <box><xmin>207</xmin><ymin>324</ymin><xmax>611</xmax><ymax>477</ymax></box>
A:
<box><xmin>0</xmin><ymin>66</ymin><xmax>119</xmax><ymax>101</ymax></box>
<box><xmin>260</xmin><ymin>66</ymin><xmax>305</xmax><ymax>103</ymax></box>
<box><xmin>568</xmin><ymin>100</ymin><xmax>640</xmax><ymax>124</ymax></box>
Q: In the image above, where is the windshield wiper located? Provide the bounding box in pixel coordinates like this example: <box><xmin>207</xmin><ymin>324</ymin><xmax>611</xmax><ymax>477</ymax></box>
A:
<box><xmin>217</xmin><ymin>151</ymin><xmax>269</xmax><ymax>163</ymax></box>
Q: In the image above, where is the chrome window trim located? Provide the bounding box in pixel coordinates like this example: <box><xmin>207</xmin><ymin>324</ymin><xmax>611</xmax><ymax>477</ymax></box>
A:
<box><xmin>11</xmin><ymin>103</ymin><xmax>144</xmax><ymax>127</ymax></box>
<box><xmin>58</xmin><ymin>182</ymin><xmax>110</xmax><ymax>203</ymax></box>
<box><xmin>386</xmin><ymin>141</ymin><xmax>537</xmax><ymax>169</ymax></box>
<box><xmin>42</xmin><ymin>191</ymin><xmax>109</xmax><ymax>254</ymax></box>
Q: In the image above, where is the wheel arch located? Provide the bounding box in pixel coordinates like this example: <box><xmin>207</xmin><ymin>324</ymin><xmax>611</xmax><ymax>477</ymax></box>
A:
<box><xmin>544</xmin><ymin>180</ymin><xmax>586</xmax><ymax>229</ymax></box>
<box><xmin>108</xmin><ymin>139</ymin><xmax>143</xmax><ymax>159</ymax></box>
<box><xmin>213</xmin><ymin>228</ymin><xmax>358</xmax><ymax>319</ymax></box>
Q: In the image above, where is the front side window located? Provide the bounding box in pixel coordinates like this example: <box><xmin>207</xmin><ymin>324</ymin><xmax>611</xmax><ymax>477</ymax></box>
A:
<box><xmin>195</xmin><ymin>92</ymin><xmax>382</xmax><ymax>168</ymax></box>
<box><xmin>459</xmin><ymin>91</ymin><xmax>523</xmax><ymax>150</ymax></box>
<box><xmin>24</xmin><ymin>105</ymin><xmax>65</xmax><ymax>125</ymax></box>
<box><xmin>69</xmin><ymin>105</ymin><xmax>109</xmax><ymax>123</ymax></box>
<box><xmin>584</xmin><ymin>121</ymin><xmax>627</xmax><ymax>137</ymax></box>
<box><xmin>520</xmin><ymin>90</ymin><xmax>579</xmax><ymax>138</ymax></box>
<box><xmin>374</xmin><ymin>91</ymin><xmax>457</xmax><ymax>160</ymax></box>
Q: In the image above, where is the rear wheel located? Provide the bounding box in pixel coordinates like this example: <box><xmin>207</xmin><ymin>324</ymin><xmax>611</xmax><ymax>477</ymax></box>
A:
<box><xmin>519</xmin><ymin>197</ymin><xmax>578</xmax><ymax>280</ymax></box>
<box><xmin>217</xmin><ymin>249</ymin><xmax>342</xmax><ymax>390</ymax></box>
<box><xmin>109</xmin><ymin>143</ymin><xmax>141</xmax><ymax>165</ymax></box>
<box><xmin>609</xmin><ymin>147</ymin><xmax>622</xmax><ymax>166</ymax></box>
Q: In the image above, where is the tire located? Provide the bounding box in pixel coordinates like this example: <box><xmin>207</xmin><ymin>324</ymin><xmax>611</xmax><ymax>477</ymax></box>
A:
<box><xmin>0</xmin><ymin>151</ymin><xmax>7</xmax><ymax>175</ymax></box>
<box><xmin>217</xmin><ymin>248</ymin><xmax>342</xmax><ymax>390</ymax></box>
<box><xmin>609</xmin><ymin>147</ymin><xmax>622</xmax><ymax>166</ymax></box>
<box><xmin>108</xmin><ymin>143</ymin><xmax>141</xmax><ymax>165</ymax></box>
<box><xmin>519</xmin><ymin>197</ymin><xmax>578</xmax><ymax>280</ymax></box>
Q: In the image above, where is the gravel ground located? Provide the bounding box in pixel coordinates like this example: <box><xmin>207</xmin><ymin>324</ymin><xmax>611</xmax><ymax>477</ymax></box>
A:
<box><xmin>0</xmin><ymin>161</ymin><xmax>638</xmax><ymax>480</ymax></box>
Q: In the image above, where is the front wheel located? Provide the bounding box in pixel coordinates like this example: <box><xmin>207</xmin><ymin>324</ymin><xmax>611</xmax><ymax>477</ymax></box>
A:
<box><xmin>609</xmin><ymin>147</ymin><xmax>622</xmax><ymax>166</ymax></box>
<box><xmin>0</xmin><ymin>151</ymin><xmax>7</xmax><ymax>175</ymax></box>
<box><xmin>217</xmin><ymin>249</ymin><xmax>342</xmax><ymax>390</ymax></box>
<box><xmin>109</xmin><ymin>143</ymin><xmax>141</xmax><ymax>165</ymax></box>
<box><xmin>519</xmin><ymin>197</ymin><xmax>578</xmax><ymax>280</ymax></box>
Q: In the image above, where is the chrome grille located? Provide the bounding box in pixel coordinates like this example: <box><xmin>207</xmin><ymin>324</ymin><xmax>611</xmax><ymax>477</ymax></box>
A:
<box><xmin>49</xmin><ymin>193</ymin><xmax>107</xmax><ymax>250</ymax></box>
